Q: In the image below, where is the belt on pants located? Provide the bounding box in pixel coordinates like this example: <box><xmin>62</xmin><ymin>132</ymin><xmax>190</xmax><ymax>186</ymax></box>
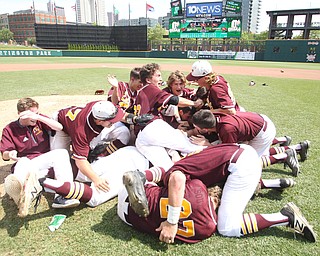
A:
<box><xmin>230</xmin><ymin>147</ymin><xmax>245</xmax><ymax>164</ymax></box>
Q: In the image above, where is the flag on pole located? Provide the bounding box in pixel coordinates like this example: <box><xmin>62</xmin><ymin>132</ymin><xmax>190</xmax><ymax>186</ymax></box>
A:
<box><xmin>146</xmin><ymin>3</ymin><xmax>154</xmax><ymax>12</ymax></box>
<box><xmin>113</xmin><ymin>5</ymin><xmax>119</xmax><ymax>15</ymax></box>
<box><xmin>71</xmin><ymin>5</ymin><xmax>76</xmax><ymax>11</ymax></box>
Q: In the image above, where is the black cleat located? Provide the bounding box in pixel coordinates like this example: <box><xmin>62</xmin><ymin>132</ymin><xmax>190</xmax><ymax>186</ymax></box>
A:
<box><xmin>299</xmin><ymin>140</ymin><xmax>310</xmax><ymax>162</ymax></box>
<box><xmin>285</xmin><ymin>149</ymin><xmax>300</xmax><ymax>177</ymax></box>
<box><xmin>123</xmin><ymin>170</ymin><xmax>149</xmax><ymax>218</ymax></box>
<box><xmin>280</xmin><ymin>136</ymin><xmax>292</xmax><ymax>147</ymax></box>
<box><xmin>281</xmin><ymin>202</ymin><xmax>317</xmax><ymax>242</ymax></box>
<box><xmin>275</xmin><ymin>178</ymin><xmax>296</xmax><ymax>192</ymax></box>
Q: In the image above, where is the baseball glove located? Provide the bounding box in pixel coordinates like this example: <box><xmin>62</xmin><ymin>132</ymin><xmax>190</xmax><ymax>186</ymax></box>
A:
<box><xmin>95</xmin><ymin>89</ymin><xmax>105</xmax><ymax>95</ymax></box>
<box><xmin>87</xmin><ymin>142</ymin><xmax>108</xmax><ymax>163</ymax></box>
<box><xmin>126</xmin><ymin>113</ymin><xmax>154</xmax><ymax>126</ymax></box>
<box><xmin>207</xmin><ymin>185</ymin><xmax>222</xmax><ymax>211</ymax></box>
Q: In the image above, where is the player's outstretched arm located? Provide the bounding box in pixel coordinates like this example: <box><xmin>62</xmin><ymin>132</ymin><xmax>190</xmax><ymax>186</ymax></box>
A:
<box><xmin>75</xmin><ymin>158</ymin><xmax>110</xmax><ymax>192</ymax></box>
<box><xmin>19</xmin><ymin>110</ymin><xmax>63</xmax><ymax>131</ymax></box>
<box><xmin>156</xmin><ymin>170</ymin><xmax>186</xmax><ymax>244</ymax></box>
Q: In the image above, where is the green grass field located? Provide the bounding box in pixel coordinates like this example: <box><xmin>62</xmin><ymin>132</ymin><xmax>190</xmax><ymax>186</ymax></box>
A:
<box><xmin>0</xmin><ymin>57</ymin><xmax>319</xmax><ymax>255</ymax></box>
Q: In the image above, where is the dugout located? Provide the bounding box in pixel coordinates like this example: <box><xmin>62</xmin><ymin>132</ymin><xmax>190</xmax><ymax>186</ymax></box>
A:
<box><xmin>264</xmin><ymin>40</ymin><xmax>319</xmax><ymax>63</ymax></box>
<box><xmin>34</xmin><ymin>24</ymin><xmax>147</xmax><ymax>51</ymax></box>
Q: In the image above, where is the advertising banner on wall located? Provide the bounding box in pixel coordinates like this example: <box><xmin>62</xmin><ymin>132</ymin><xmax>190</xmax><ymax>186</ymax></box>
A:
<box><xmin>171</xmin><ymin>0</ymin><xmax>183</xmax><ymax>17</ymax></box>
<box><xmin>187</xmin><ymin>50</ymin><xmax>255</xmax><ymax>60</ymax></box>
<box><xmin>186</xmin><ymin>2</ymin><xmax>223</xmax><ymax>18</ymax></box>
<box><xmin>0</xmin><ymin>50</ymin><xmax>62</xmax><ymax>57</ymax></box>
<box><xmin>169</xmin><ymin>17</ymin><xmax>242</xmax><ymax>38</ymax></box>
<box><xmin>225</xmin><ymin>1</ymin><xmax>242</xmax><ymax>13</ymax></box>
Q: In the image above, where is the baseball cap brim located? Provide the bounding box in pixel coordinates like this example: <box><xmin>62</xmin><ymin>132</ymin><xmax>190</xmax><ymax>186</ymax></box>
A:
<box><xmin>92</xmin><ymin>105</ymin><xmax>125</xmax><ymax>123</ymax></box>
<box><xmin>186</xmin><ymin>72</ymin><xmax>204</xmax><ymax>81</ymax></box>
<box><xmin>106</xmin><ymin>106</ymin><xmax>125</xmax><ymax>123</ymax></box>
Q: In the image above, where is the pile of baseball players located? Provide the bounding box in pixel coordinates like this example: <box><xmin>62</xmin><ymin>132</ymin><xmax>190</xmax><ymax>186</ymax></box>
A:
<box><xmin>0</xmin><ymin>60</ymin><xmax>316</xmax><ymax>244</ymax></box>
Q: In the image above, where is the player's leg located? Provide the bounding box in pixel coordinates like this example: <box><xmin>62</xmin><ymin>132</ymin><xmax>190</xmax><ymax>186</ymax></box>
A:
<box><xmin>50</xmin><ymin>111</ymin><xmax>71</xmax><ymax>151</ymax></box>
<box><xmin>269</xmin><ymin>140</ymin><xmax>310</xmax><ymax>162</ymax></box>
<box><xmin>249</xmin><ymin>114</ymin><xmax>276</xmax><ymax>157</ymax></box>
<box><xmin>89</xmin><ymin>122</ymin><xmax>130</xmax><ymax>157</ymax></box>
<box><xmin>239</xmin><ymin>202</ymin><xmax>316</xmax><ymax>242</ymax></box>
<box><xmin>136</xmin><ymin>119</ymin><xmax>203</xmax><ymax>170</ymax></box>
<box><xmin>259</xmin><ymin>177</ymin><xmax>295</xmax><ymax>190</ymax></box>
<box><xmin>5</xmin><ymin>157</ymin><xmax>46</xmax><ymax>208</ymax></box>
<box><xmin>261</xmin><ymin>148</ymin><xmax>300</xmax><ymax>176</ymax></box>
<box><xmin>217</xmin><ymin>144</ymin><xmax>262</xmax><ymax>237</ymax></box>
<box><xmin>117</xmin><ymin>187</ymin><xmax>132</xmax><ymax>225</ymax></box>
<box><xmin>272</xmin><ymin>136</ymin><xmax>292</xmax><ymax>146</ymax></box>
<box><xmin>30</xmin><ymin>149</ymin><xmax>80</xmax><ymax>208</ymax></box>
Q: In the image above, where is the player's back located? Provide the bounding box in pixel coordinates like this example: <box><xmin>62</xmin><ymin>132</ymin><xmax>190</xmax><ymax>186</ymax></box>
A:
<box><xmin>126</xmin><ymin>179</ymin><xmax>217</xmax><ymax>243</ymax></box>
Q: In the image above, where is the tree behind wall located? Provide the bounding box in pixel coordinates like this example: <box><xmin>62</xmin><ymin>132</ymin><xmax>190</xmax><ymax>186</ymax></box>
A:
<box><xmin>0</xmin><ymin>28</ymin><xmax>14</xmax><ymax>43</ymax></box>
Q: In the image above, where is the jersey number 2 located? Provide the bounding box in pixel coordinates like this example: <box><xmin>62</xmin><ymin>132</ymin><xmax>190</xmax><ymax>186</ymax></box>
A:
<box><xmin>159</xmin><ymin>198</ymin><xmax>195</xmax><ymax>238</ymax></box>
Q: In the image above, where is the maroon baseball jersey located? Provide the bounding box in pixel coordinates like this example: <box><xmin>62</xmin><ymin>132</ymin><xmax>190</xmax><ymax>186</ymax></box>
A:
<box><xmin>0</xmin><ymin>115</ymin><xmax>52</xmax><ymax>160</ymax></box>
<box><xmin>207</xmin><ymin>75</ymin><xmax>241</xmax><ymax>111</ymax></box>
<box><xmin>133</xmin><ymin>84</ymin><xmax>173</xmax><ymax>134</ymax></box>
<box><xmin>164</xmin><ymin>143</ymin><xmax>242</xmax><ymax>187</ymax></box>
<box><xmin>57</xmin><ymin>101</ymin><xmax>103</xmax><ymax>159</ymax></box>
<box><xmin>215</xmin><ymin>112</ymin><xmax>264</xmax><ymax>143</ymax></box>
<box><xmin>125</xmin><ymin>178</ymin><xmax>217</xmax><ymax>243</ymax></box>
<box><xmin>107</xmin><ymin>82</ymin><xmax>137</xmax><ymax>112</ymax></box>
<box><xmin>163</xmin><ymin>87</ymin><xmax>196</xmax><ymax>100</ymax></box>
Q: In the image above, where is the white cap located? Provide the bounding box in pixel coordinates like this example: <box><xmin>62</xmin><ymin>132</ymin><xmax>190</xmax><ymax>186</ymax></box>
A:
<box><xmin>186</xmin><ymin>60</ymin><xmax>213</xmax><ymax>81</ymax></box>
<box><xmin>92</xmin><ymin>101</ymin><xmax>124</xmax><ymax>123</ymax></box>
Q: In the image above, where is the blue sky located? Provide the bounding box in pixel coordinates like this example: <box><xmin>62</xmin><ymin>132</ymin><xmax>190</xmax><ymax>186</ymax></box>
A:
<box><xmin>1</xmin><ymin>0</ymin><xmax>319</xmax><ymax>32</ymax></box>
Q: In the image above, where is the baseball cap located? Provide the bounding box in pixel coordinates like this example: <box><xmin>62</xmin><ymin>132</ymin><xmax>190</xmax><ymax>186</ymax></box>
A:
<box><xmin>92</xmin><ymin>101</ymin><xmax>125</xmax><ymax>123</ymax></box>
<box><xmin>186</xmin><ymin>60</ymin><xmax>213</xmax><ymax>81</ymax></box>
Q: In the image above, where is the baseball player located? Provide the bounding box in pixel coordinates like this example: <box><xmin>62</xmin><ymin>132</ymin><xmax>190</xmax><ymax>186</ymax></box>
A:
<box><xmin>190</xmin><ymin>110</ymin><xmax>309</xmax><ymax>176</ymax></box>
<box><xmin>118</xmin><ymin>144</ymin><xmax>316</xmax><ymax>244</ymax></box>
<box><xmin>0</xmin><ymin>98</ymin><xmax>79</xmax><ymax>217</ymax></box>
<box><xmin>50</xmin><ymin>100</ymin><xmax>152</xmax><ymax>192</ymax></box>
<box><xmin>133</xmin><ymin>63</ymin><xmax>205</xmax><ymax>170</ymax></box>
<box><xmin>107</xmin><ymin>67</ymin><xmax>143</xmax><ymax>111</ymax></box>
<box><xmin>161</xmin><ymin>70</ymin><xmax>198</xmax><ymax>131</ymax></box>
<box><xmin>186</xmin><ymin>60</ymin><xmax>245</xmax><ymax>114</ymax></box>
<box><xmin>163</xmin><ymin>70</ymin><xmax>196</xmax><ymax>100</ymax></box>
<box><xmin>21</xmin><ymin>146</ymin><xmax>150</xmax><ymax>209</ymax></box>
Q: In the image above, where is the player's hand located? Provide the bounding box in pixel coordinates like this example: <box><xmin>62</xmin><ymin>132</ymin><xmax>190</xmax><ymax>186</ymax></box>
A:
<box><xmin>19</xmin><ymin>110</ymin><xmax>39</xmax><ymax>121</ymax></box>
<box><xmin>107</xmin><ymin>75</ymin><xmax>118</xmax><ymax>88</ymax></box>
<box><xmin>155</xmin><ymin>220</ymin><xmax>178</xmax><ymax>244</ymax></box>
<box><xmin>8</xmin><ymin>150</ymin><xmax>19</xmax><ymax>161</ymax></box>
<box><xmin>177</xmin><ymin>121</ymin><xmax>190</xmax><ymax>131</ymax></box>
<box><xmin>189</xmin><ymin>135</ymin><xmax>211</xmax><ymax>146</ymax></box>
<box><xmin>193</xmin><ymin>98</ymin><xmax>204</xmax><ymax>109</ymax></box>
<box><xmin>93</xmin><ymin>177</ymin><xmax>110</xmax><ymax>192</ymax></box>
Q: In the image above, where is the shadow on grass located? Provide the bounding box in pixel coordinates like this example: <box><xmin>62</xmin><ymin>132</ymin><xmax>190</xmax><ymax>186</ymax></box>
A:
<box><xmin>242</xmin><ymin>226</ymin><xmax>315</xmax><ymax>243</ymax></box>
<box><xmin>262</xmin><ymin>167</ymin><xmax>295</xmax><ymax>176</ymax></box>
<box><xmin>91</xmin><ymin>204</ymin><xmax>170</xmax><ymax>252</ymax></box>
<box><xmin>256</xmin><ymin>188</ymin><xmax>288</xmax><ymax>201</ymax></box>
<box><xmin>0</xmin><ymin>191</ymin><xmax>87</xmax><ymax>237</ymax></box>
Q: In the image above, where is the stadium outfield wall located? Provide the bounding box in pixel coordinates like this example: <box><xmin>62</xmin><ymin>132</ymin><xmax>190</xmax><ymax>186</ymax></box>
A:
<box><xmin>0</xmin><ymin>40</ymin><xmax>318</xmax><ymax>63</ymax></box>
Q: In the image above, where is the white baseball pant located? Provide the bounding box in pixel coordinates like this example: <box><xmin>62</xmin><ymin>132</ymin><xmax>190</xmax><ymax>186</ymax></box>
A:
<box><xmin>217</xmin><ymin>144</ymin><xmax>262</xmax><ymax>237</ymax></box>
<box><xmin>76</xmin><ymin>146</ymin><xmax>150</xmax><ymax>207</ymax></box>
<box><xmin>14</xmin><ymin>148</ymin><xmax>74</xmax><ymax>185</ymax></box>
<box><xmin>136</xmin><ymin>119</ymin><xmax>205</xmax><ymax>171</ymax></box>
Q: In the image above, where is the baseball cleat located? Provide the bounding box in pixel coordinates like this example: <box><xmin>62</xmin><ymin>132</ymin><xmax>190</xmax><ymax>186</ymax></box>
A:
<box><xmin>299</xmin><ymin>140</ymin><xmax>310</xmax><ymax>162</ymax></box>
<box><xmin>52</xmin><ymin>195</ymin><xmax>80</xmax><ymax>209</ymax></box>
<box><xmin>4</xmin><ymin>174</ymin><xmax>23</xmax><ymax>206</ymax></box>
<box><xmin>280</xmin><ymin>136</ymin><xmax>292</xmax><ymax>147</ymax></box>
<box><xmin>18</xmin><ymin>170</ymin><xmax>43</xmax><ymax>218</ymax></box>
<box><xmin>276</xmin><ymin>178</ymin><xmax>296</xmax><ymax>192</ymax></box>
<box><xmin>280</xmin><ymin>202</ymin><xmax>317</xmax><ymax>242</ymax></box>
<box><xmin>279</xmin><ymin>178</ymin><xmax>295</xmax><ymax>189</ymax></box>
<box><xmin>284</xmin><ymin>149</ymin><xmax>300</xmax><ymax>177</ymax></box>
<box><xmin>123</xmin><ymin>170</ymin><xmax>149</xmax><ymax>218</ymax></box>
